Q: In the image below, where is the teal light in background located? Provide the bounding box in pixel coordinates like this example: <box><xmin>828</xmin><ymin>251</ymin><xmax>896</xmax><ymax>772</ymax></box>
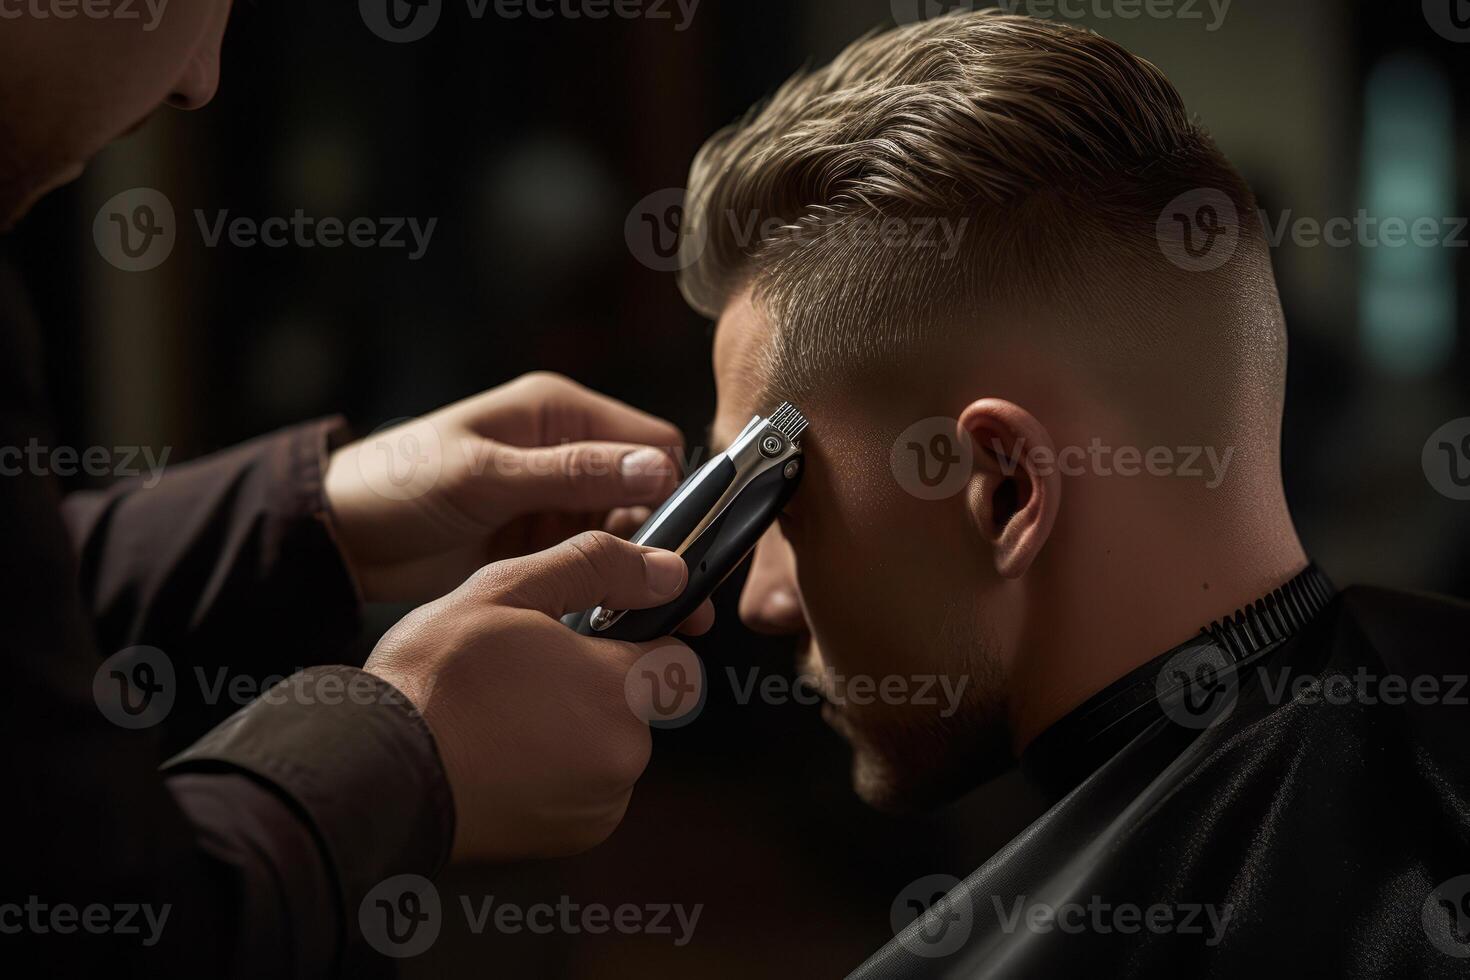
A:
<box><xmin>1359</xmin><ymin>52</ymin><xmax>1456</xmax><ymax>376</ymax></box>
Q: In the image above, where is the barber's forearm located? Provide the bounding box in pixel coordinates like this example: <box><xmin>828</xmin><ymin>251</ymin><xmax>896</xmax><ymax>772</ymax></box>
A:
<box><xmin>161</xmin><ymin>772</ymin><xmax>345</xmax><ymax>978</ymax></box>
<box><xmin>23</xmin><ymin>670</ymin><xmax>454</xmax><ymax>978</ymax></box>
<box><xmin>61</xmin><ymin>418</ymin><xmax>364</xmax><ymax>668</ymax></box>
<box><xmin>163</xmin><ymin>667</ymin><xmax>455</xmax><ymax>977</ymax></box>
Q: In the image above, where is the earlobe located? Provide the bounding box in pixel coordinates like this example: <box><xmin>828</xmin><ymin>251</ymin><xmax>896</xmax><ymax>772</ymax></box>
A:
<box><xmin>957</xmin><ymin>399</ymin><xmax>1060</xmax><ymax>580</ymax></box>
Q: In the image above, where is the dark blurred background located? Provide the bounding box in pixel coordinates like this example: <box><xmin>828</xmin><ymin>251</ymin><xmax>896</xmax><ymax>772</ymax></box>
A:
<box><xmin>8</xmin><ymin>0</ymin><xmax>1468</xmax><ymax>975</ymax></box>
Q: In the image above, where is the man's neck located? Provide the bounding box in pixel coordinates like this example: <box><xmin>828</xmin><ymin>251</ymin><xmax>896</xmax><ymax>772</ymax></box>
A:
<box><xmin>1006</xmin><ymin>489</ymin><xmax>1308</xmax><ymax>754</ymax></box>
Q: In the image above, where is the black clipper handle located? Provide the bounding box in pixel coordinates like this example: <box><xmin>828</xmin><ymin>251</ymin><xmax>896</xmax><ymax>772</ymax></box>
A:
<box><xmin>561</xmin><ymin>453</ymin><xmax>802</xmax><ymax>642</ymax></box>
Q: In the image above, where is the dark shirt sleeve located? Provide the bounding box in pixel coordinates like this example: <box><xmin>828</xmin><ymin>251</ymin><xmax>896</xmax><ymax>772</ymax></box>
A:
<box><xmin>162</xmin><ymin>668</ymin><xmax>456</xmax><ymax>978</ymax></box>
<box><xmin>1</xmin><ymin>268</ymin><xmax>454</xmax><ymax>976</ymax></box>
<box><xmin>60</xmin><ymin>416</ymin><xmax>364</xmax><ymax>672</ymax></box>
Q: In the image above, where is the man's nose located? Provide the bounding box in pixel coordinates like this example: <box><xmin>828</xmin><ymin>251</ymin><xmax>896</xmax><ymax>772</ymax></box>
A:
<box><xmin>169</xmin><ymin>2</ymin><xmax>232</xmax><ymax>112</ymax></box>
<box><xmin>169</xmin><ymin>51</ymin><xmax>221</xmax><ymax>111</ymax></box>
<box><xmin>738</xmin><ymin>527</ymin><xmax>807</xmax><ymax>635</ymax></box>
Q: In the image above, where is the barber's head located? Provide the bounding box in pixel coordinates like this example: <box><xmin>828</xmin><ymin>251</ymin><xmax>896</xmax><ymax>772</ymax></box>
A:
<box><xmin>0</xmin><ymin>1</ymin><xmax>233</xmax><ymax>228</ymax></box>
<box><xmin>688</xmin><ymin>12</ymin><xmax>1293</xmax><ymax>810</ymax></box>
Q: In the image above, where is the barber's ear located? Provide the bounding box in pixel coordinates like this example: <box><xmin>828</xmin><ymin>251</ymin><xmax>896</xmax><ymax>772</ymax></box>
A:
<box><xmin>958</xmin><ymin>399</ymin><xmax>1059</xmax><ymax>580</ymax></box>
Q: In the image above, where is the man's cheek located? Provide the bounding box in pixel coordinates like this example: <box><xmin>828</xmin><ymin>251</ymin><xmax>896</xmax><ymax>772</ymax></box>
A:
<box><xmin>800</xmin><ymin>581</ymin><xmax>903</xmax><ymax>680</ymax></box>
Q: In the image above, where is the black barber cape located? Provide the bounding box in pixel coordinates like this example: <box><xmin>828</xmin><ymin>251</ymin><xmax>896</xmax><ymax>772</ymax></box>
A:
<box><xmin>852</xmin><ymin>566</ymin><xmax>1470</xmax><ymax>977</ymax></box>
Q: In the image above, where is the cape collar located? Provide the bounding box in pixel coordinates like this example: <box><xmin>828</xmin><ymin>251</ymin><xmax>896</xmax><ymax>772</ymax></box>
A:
<box><xmin>1019</xmin><ymin>563</ymin><xmax>1336</xmax><ymax>798</ymax></box>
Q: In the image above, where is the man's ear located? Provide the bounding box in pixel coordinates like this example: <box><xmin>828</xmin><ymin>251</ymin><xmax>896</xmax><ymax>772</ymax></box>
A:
<box><xmin>957</xmin><ymin>399</ymin><xmax>1059</xmax><ymax>580</ymax></box>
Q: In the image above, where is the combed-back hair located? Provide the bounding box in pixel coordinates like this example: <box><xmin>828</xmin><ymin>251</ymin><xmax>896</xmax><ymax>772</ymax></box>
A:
<box><xmin>679</xmin><ymin>10</ymin><xmax>1271</xmax><ymax>405</ymax></box>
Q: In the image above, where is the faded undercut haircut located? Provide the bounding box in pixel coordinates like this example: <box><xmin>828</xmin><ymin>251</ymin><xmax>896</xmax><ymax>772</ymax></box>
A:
<box><xmin>678</xmin><ymin>10</ymin><xmax>1280</xmax><ymax>426</ymax></box>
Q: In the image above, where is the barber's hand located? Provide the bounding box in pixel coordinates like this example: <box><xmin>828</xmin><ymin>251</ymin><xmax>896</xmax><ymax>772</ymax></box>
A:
<box><xmin>365</xmin><ymin>531</ymin><xmax>703</xmax><ymax>862</ymax></box>
<box><xmin>325</xmin><ymin>372</ymin><xmax>684</xmax><ymax>604</ymax></box>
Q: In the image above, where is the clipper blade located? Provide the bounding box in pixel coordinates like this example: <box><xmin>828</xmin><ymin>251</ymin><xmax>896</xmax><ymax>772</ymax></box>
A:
<box><xmin>768</xmin><ymin>402</ymin><xmax>808</xmax><ymax>444</ymax></box>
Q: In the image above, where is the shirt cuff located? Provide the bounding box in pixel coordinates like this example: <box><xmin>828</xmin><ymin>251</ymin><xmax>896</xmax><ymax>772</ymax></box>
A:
<box><xmin>282</xmin><ymin>415</ymin><xmax>366</xmax><ymax>635</ymax></box>
<box><xmin>162</xmin><ymin>666</ymin><xmax>456</xmax><ymax>968</ymax></box>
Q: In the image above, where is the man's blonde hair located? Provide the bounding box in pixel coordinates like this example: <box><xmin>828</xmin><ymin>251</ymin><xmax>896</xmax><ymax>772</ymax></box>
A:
<box><xmin>679</xmin><ymin>11</ymin><xmax>1274</xmax><ymax>410</ymax></box>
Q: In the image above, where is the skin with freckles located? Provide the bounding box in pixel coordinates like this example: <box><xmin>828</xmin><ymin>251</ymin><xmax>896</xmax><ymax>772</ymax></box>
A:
<box><xmin>713</xmin><ymin>287</ymin><xmax>1308</xmax><ymax>811</ymax></box>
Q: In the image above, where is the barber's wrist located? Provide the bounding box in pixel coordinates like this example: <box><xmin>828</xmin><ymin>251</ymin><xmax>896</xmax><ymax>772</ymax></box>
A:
<box><xmin>281</xmin><ymin>416</ymin><xmax>368</xmax><ymax>624</ymax></box>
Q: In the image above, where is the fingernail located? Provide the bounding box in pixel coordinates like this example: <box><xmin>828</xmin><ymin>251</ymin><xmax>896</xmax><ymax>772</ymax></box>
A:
<box><xmin>621</xmin><ymin>448</ymin><xmax>674</xmax><ymax>497</ymax></box>
<box><xmin>643</xmin><ymin>550</ymin><xmax>687</xmax><ymax>598</ymax></box>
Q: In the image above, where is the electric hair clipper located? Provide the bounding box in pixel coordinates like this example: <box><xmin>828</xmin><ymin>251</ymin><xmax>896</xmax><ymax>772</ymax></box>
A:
<box><xmin>562</xmin><ymin>402</ymin><xmax>808</xmax><ymax>642</ymax></box>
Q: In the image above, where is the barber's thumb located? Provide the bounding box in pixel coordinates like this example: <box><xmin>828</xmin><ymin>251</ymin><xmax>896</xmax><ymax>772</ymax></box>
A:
<box><xmin>478</xmin><ymin>530</ymin><xmax>687</xmax><ymax>617</ymax></box>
